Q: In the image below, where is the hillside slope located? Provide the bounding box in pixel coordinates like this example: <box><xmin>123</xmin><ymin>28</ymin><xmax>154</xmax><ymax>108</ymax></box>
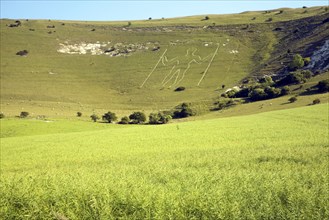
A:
<box><xmin>0</xmin><ymin>6</ymin><xmax>328</xmax><ymax>117</ymax></box>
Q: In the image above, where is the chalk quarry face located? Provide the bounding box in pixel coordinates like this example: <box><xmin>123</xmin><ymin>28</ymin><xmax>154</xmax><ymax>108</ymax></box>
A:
<box><xmin>57</xmin><ymin>41</ymin><xmax>159</xmax><ymax>57</ymax></box>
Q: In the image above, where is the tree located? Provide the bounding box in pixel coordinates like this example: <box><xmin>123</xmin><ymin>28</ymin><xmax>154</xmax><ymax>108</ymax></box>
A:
<box><xmin>129</xmin><ymin>112</ymin><xmax>146</xmax><ymax>124</ymax></box>
<box><xmin>289</xmin><ymin>54</ymin><xmax>304</xmax><ymax>70</ymax></box>
<box><xmin>20</xmin><ymin>111</ymin><xmax>29</xmax><ymax>118</ymax></box>
<box><xmin>288</xmin><ymin>96</ymin><xmax>297</xmax><ymax>103</ymax></box>
<box><xmin>281</xmin><ymin>86</ymin><xmax>290</xmax><ymax>95</ymax></box>
<box><xmin>77</xmin><ymin>112</ymin><xmax>82</xmax><ymax>117</ymax></box>
<box><xmin>301</xmin><ymin>70</ymin><xmax>313</xmax><ymax>79</ymax></box>
<box><xmin>264</xmin><ymin>86</ymin><xmax>281</xmax><ymax>98</ymax></box>
<box><xmin>90</xmin><ymin>114</ymin><xmax>99</xmax><ymax>122</ymax></box>
<box><xmin>149</xmin><ymin>113</ymin><xmax>160</xmax><ymax>124</ymax></box>
<box><xmin>248</xmin><ymin>88</ymin><xmax>267</xmax><ymax>101</ymax></box>
<box><xmin>119</xmin><ymin>116</ymin><xmax>130</xmax><ymax>124</ymax></box>
<box><xmin>313</xmin><ymin>98</ymin><xmax>321</xmax><ymax>105</ymax></box>
<box><xmin>317</xmin><ymin>79</ymin><xmax>329</xmax><ymax>93</ymax></box>
<box><xmin>149</xmin><ymin>112</ymin><xmax>172</xmax><ymax>124</ymax></box>
<box><xmin>259</xmin><ymin>76</ymin><xmax>274</xmax><ymax>86</ymax></box>
<box><xmin>102</xmin><ymin>111</ymin><xmax>117</xmax><ymax>123</ymax></box>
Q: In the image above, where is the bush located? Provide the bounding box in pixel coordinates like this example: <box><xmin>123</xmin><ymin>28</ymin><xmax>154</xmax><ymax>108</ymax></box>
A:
<box><xmin>20</xmin><ymin>111</ymin><xmax>29</xmax><ymax>118</ymax></box>
<box><xmin>289</xmin><ymin>54</ymin><xmax>304</xmax><ymax>70</ymax></box>
<box><xmin>119</xmin><ymin>116</ymin><xmax>130</xmax><ymax>124</ymax></box>
<box><xmin>264</xmin><ymin>86</ymin><xmax>281</xmax><ymax>98</ymax></box>
<box><xmin>102</xmin><ymin>111</ymin><xmax>117</xmax><ymax>123</ymax></box>
<box><xmin>77</xmin><ymin>112</ymin><xmax>82</xmax><ymax>117</ymax></box>
<box><xmin>317</xmin><ymin>79</ymin><xmax>329</xmax><ymax>93</ymax></box>
<box><xmin>313</xmin><ymin>98</ymin><xmax>321</xmax><ymax>105</ymax></box>
<box><xmin>234</xmin><ymin>88</ymin><xmax>249</xmax><ymax>98</ymax></box>
<box><xmin>226</xmin><ymin>89</ymin><xmax>237</xmax><ymax>98</ymax></box>
<box><xmin>129</xmin><ymin>112</ymin><xmax>146</xmax><ymax>124</ymax></box>
<box><xmin>288</xmin><ymin>96</ymin><xmax>297</xmax><ymax>103</ymax></box>
<box><xmin>174</xmin><ymin>86</ymin><xmax>186</xmax><ymax>92</ymax></box>
<box><xmin>259</xmin><ymin>76</ymin><xmax>274</xmax><ymax>86</ymax></box>
<box><xmin>90</xmin><ymin>114</ymin><xmax>99</xmax><ymax>122</ymax></box>
<box><xmin>301</xmin><ymin>70</ymin><xmax>313</xmax><ymax>79</ymax></box>
<box><xmin>0</xmin><ymin>113</ymin><xmax>4</xmax><ymax>119</ymax></box>
<box><xmin>149</xmin><ymin>112</ymin><xmax>172</xmax><ymax>124</ymax></box>
<box><xmin>281</xmin><ymin>86</ymin><xmax>290</xmax><ymax>95</ymax></box>
<box><xmin>204</xmin><ymin>16</ymin><xmax>209</xmax><ymax>20</ymax></box>
<box><xmin>278</xmin><ymin>71</ymin><xmax>307</xmax><ymax>85</ymax></box>
<box><xmin>266</xmin><ymin>18</ymin><xmax>273</xmax><ymax>22</ymax></box>
<box><xmin>173</xmin><ymin>103</ymin><xmax>196</xmax><ymax>119</ymax></box>
<box><xmin>249</xmin><ymin>88</ymin><xmax>267</xmax><ymax>101</ymax></box>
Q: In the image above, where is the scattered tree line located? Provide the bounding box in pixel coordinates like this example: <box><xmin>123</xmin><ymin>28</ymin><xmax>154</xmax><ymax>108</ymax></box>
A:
<box><xmin>88</xmin><ymin>103</ymin><xmax>196</xmax><ymax>124</ymax></box>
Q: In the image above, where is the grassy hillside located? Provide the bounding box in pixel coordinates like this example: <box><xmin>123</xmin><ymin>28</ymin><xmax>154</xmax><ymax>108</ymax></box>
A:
<box><xmin>1</xmin><ymin>6</ymin><xmax>328</xmax><ymax>118</ymax></box>
<box><xmin>1</xmin><ymin>104</ymin><xmax>328</xmax><ymax>219</ymax></box>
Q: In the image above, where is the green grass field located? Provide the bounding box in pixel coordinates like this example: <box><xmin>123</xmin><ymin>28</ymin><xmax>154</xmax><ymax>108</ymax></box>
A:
<box><xmin>1</xmin><ymin>104</ymin><xmax>328</xmax><ymax>219</ymax></box>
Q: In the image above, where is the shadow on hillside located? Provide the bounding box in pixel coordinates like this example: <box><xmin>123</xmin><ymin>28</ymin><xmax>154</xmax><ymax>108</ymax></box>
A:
<box><xmin>298</xmin><ymin>89</ymin><xmax>319</xmax><ymax>96</ymax></box>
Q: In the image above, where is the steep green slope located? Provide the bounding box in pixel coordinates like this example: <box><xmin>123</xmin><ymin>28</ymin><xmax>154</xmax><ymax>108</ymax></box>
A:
<box><xmin>1</xmin><ymin>104</ymin><xmax>328</xmax><ymax>219</ymax></box>
<box><xmin>0</xmin><ymin>6</ymin><xmax>328</xmax><ymax>118</ymax></box>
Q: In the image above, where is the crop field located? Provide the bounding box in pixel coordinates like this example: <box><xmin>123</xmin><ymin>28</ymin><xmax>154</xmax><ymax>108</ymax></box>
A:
<box><xmin>1</xmin><ymin>104</ymin><xmax>328</xmax><ymax>219</ymax></box>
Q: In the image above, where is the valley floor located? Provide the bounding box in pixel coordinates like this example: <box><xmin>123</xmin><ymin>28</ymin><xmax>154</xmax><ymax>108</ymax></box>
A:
<box><xmin>0</xmin><ymin>104</ymin><xmax>328</xmax><ymax>219</ymax></box>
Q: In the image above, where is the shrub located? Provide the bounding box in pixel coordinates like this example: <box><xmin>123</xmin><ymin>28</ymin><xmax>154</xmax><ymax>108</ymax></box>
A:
<box><xmin>175</xmin><ymin>86</ymin><xmax>186</xmax><ymax>92</ymax></box>
<box><xmin>259</xmin><ymin>76</ymin><xmax>274</xmax><ymax>87</ymax></box>
<box><xmin>102</xmin><ymin>111</ymin><xmax>117</xmax><ymax>123</ymax></box>
<box><xmin>90</xmin><ymin>114</ymin><xmax>99</xmax><ymax>122</ymax></box>
<box><xmin>313</xmin><ymin>98</ymin><xmax>321</xmax><ymax>105</ymax></box>
<box><xmin>234</xmin><ymin>88</ymin><xmax>249</xmax><ymax>98</ymax></box>
<box><xmin>226</xmin><ymin>89</ymin><xmax>237</xmax><ymax>98</ymax></box>
<box><xmin>129</xmin><ymin>112</ymin><xmax>146</xmax><ymax>124</ymax></box>
<box><xmin>204</xmin><ymin>16</ymin><xmax>209</xmax><ymax>20</ymax></box>
<box><xmin>288</xmin><ymin>96</ymin><xmax>297</xmax><ymax>103</ymax></box>
<box><xmin>317</xmin><ymin>79</ymin><xmax>329</xmax><ymax>92</ymax></box>
<box><xmin>20</xmin><ymin>111</ymin><xmax>29</xmax><ymax>118</ymax></box>
<box><xmin>264</xmin><ymin>86</ymin><xmax>281</xmax><ymax>98</ymax></box>
<box><xmin>289</xmin><ymin>54</ymin><xmax>304</xmax><ymax>70</ymax></box>
<box><xmin>149</xmin><ymin>112</ymin><xmax>172</xmax><ymax>124</ymax></box>
<box><xmin>127</xmin><ymin>21</ymin><xmax>131</xmax><ymax>26</ymax></box>
<box><xmin>77</xmin><ymin>112</ymin><xmax>82</xmax><ymax>117</ymax></box>
<box><xmin>266</xmin><ymin>18</ymin><xmax>273</xmax><ymax>22</ymax></box>
<box><xmin>0</xmin><ymin>113</ymin><xmax>4</xmax><ymax>119</ymax></box>
<box><xmin>281</xmin><ymin>86</ymin><xmax>290</xmax><ymax>95</ymax></box>
<box><xmin>278</xmin><ymin>71</ymin><xmax>307</xmax><ymax>85</ymax></box>
<box><xmin>249</xmin><ymin>88</ymin><xmax>267</xmax><ymax>101</ymax></box>
<box><xmin>173</xmin><ymin>103</ymin><xmax>196</xmax><ymax>118</ymax></box>
<box><xmin>301</xmin><ymin>70</ymin><xmax>313</xmax><ymax>79</ymax></box>
<box><xmin>119</xmin><ymin>116</ymin><xmax>130</xmax><ymax>124</ymax></box>
<box><xmin>148</xmin><ymin>17</ymin><xmax>152</xmax><ymax>20</ymax></box>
